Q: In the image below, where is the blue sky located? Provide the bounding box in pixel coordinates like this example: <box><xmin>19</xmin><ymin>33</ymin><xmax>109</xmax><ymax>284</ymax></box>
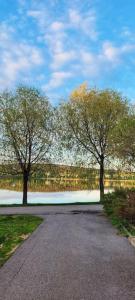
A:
<box><xmin>0</xmin><ymin>0</ymin><xmax>135</xmax><ymax>104</ymax></box>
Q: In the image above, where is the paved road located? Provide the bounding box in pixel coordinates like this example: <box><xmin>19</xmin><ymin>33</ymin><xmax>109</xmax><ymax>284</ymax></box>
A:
<box><xmin>0</xmin><ymin>205</ymin><xmax>135</xmax><ymax>300</ymax></box>
<box><xmin>0</xmin><ymin>204</ymin><xmax>102</xmax><ymax>216</ymax></box>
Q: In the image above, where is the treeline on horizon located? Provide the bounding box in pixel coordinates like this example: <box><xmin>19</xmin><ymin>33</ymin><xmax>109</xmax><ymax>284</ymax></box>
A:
<box><xmin>0</xmin><ymin>163</ymin><xmax>135</xmax><ymax>181</ymax></box>
<box><xmin>0</xmin><ymin>83</ymin><xmax>135</xmax><ymax>203</ymax></box>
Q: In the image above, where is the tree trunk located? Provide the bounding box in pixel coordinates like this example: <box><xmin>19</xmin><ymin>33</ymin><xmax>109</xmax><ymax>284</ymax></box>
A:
<box><xmin>99</xmin><ymin>157</ymin><xmax>104</xmax><ymax>202</ymax></box>
<box><xmin>23</xmin><ymin>171</ymin><xmax>29</xmax><ymax>205</ymax></box>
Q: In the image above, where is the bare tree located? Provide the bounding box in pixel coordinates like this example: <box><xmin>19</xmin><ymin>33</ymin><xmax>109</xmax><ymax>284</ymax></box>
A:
<box><xmin>0</xmin><ymin>87</ymin><xmax>54</xmax><ymax>205</ymax></box>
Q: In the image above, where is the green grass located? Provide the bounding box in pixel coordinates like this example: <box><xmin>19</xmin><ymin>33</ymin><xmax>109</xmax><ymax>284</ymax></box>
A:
<box><xmin>0</xmin><ymin>215</ymin><xmax>43</xmax><ymax>267</ymax></box>
<box><xmin>107</xmin><ymin>214</ymin><xmax>135</xmax><ymax>236</ymax></box>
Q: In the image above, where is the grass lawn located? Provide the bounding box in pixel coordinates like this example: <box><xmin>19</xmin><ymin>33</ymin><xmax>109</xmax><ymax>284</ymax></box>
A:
<box><xmin>0</xmin><ymin>215</ymin><xmax>43</xmax><ymax>267</ymax></box>
<box><xmin>107</xmin><ymin>214</ymin><xmax>135</xmax><ymax>237</ymax></box>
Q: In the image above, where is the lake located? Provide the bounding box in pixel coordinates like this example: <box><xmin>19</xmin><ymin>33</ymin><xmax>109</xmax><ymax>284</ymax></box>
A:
<box><xmin>0</xmin><ymin>189</ymin><xmax>111</xmax><ymax>205</ymax></box>
<box><xmin>0</xmin><ymin>178</ymin><xmax>135</xmax><ymax>205</ymax></box>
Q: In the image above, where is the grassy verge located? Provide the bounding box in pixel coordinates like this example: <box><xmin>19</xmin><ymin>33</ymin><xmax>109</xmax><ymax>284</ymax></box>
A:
<box><xmin>0</xmin><ymin>215</ymin><xmax>43</xmax><ymax>267</ymax></box>
<box><xmin>103</xmin><ymin>189</ymin><xmax>135</xmax><ymax>237</ymax></box>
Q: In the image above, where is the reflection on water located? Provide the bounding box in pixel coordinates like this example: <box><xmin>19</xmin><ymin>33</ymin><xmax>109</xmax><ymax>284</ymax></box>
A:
<box><xmin>0</xmin><ymin>177</ymin><xmax>135</xmax><ymax>204</ymax></box>
<box><xmin>0</xmin><ymin>189</ymin><xmax>111</xmax><ymax>205</ymax></box>
<box><xmin>0</xmin><ymin>178</ymin><xmax>135</xmax><ymax>193</ymax></box>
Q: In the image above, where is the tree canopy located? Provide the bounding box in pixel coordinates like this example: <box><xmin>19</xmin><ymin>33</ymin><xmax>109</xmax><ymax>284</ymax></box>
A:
<box><xmin>115</xmin><ymin>106</ymin><xmax>135</xmax><ymax>168</ymax></box>
<box><xmin>0</xmin><ymin>83</ymin><xmax>133</xmax><ymax>204</ymax></box>
<box><xmin>58</xmin><ymin>84</ymin><xmax>128</xmax><ymax>200</ymax></box>
<box><xmin>0</xmin><ymin>87</ymin><xmax>54</xmax><ymax>204</ymax></box>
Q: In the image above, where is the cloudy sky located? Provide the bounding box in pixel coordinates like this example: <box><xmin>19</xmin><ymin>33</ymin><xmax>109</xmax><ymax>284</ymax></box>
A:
<box><xmin>0</xmin><ymin>0</ymin><xmax>135</xmax><ymax>103</ymax></box>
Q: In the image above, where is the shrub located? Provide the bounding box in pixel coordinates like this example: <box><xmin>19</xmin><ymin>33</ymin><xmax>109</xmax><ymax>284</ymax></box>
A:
<box><xmin>103</xmin><ymin>188</ymin><xmax>135</xmax><ymax>226</ymax></box>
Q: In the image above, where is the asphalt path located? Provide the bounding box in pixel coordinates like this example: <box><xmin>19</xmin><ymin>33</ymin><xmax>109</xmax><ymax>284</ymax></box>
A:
<box><xmin>0</xmin><ymin>205</ymin><xmax>135</xmax><ymax>300</ymax></box>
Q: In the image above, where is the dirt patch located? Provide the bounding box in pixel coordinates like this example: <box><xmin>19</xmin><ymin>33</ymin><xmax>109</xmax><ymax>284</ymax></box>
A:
<box><xmin>20</xmin><ymin>234</ymin><xmax>30</xmax><ymax>240</ymax></box>
<box><xmin>128</xmin><ymin>237</ymin><xmax>135</xmax><ymax>248</ymax></box>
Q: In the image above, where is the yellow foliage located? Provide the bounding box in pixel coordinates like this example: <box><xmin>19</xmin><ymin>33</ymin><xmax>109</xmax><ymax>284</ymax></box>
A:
<box><xmin>70</xmin><ymin>82</ymin><xmax>88</xmax><ymax>100</ymax></box>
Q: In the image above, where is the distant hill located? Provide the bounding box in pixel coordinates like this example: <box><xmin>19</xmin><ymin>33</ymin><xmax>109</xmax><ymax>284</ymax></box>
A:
<box><xmin>1</xmin><ymin>163</ymin><xmax>135</xmax><ymax>180</ymax></box>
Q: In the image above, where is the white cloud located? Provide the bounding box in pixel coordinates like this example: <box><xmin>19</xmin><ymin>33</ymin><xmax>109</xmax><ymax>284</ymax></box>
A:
<box><xmin>27</xmin><ymin>9</ymin><xmax>48</xmax><ymax>31</ymax></box>
<box><xmin>27</xmin><ymin>5</ymin><xmax>98</xmax><ymax>73</ymax></box>
<box><xmin>51</xmin><ymin>50</ymin><xmax>76</xmax><ymax>69</ymax></box>
<box><xmin>43</xmin><ymin>71</ymin><xmax>73</xmax><ymax>90</ymax></box>
<box><xmin>45</xmin><ymin>28</ymin><xmax>65</xmax><ymax>53</ymax></box>
<box><xmin>121</xmin><ymin>27</ymin><xmax>135</xmax><ymax>42</ymax></box>
<box><xmin>44</xmin><ymin>21</ymin><xmax>72</xmax><ymax>70</ymax></box>
<box><xmin>102</xmin><ymin>42</ymin><xmax>120</xmax><ymax>63</ymax></box>
<box><xmin>102</xmin><ymin>41</ymin><xmax>135</xmax><ymax>65</ymax></box>
<box><xmin>27</xmin><ymin>5</ymin><xmax>98</xmax><ymax>40</ymax></box>
<box><xmin>50</xmin><ymin>21</ymin><xmax>65</xmax><ymax>31</ymax></box>
<box><xmin>69</xmin><ymin>9</ymin><xmax>98</xmax><ymax>40</ymax></box>
<box><xmin>79</xmin><ymin>40</ymin><xmax>135</xmax><ymax>79</ymax></box>
<box><xmin>27</xmin><ymin>10</ymin><xmax>41</xmax><ymax>18</ymax></box>
<box><xmin>69</xmin><ymin>9</ymin><xmax>81</xmax><ymax>26</ymax></box>
<box><xmin>121</xmin><ymin>44</ymin><xmax>135</xmax><ymax>53</ymax></box>
<box><xmin>80</xmin><ymin>51</ymin><xmax>99</xmax><ymax>76</ymax></box>
<box><xmin>1</xmin><ymin>0</ymin><xmax>135</xmax><ymax>97</ymax></box>
<box><xmin>0</xmin><ymin>23</ymin><xmax>43</xmax><ymax>89</ymax></box>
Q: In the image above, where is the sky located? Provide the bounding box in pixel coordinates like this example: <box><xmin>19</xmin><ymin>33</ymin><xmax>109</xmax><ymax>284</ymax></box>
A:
<box><xmin>0</xmin><ymin>0</ymin><xmax>135</xmax><ymax>104</ymax></box>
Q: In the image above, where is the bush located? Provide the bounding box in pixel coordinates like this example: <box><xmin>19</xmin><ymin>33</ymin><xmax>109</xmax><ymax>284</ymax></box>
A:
<box><xmin>103</xmin><ymin>188</ymin><xmax>135</xmax><ymax>226</ymax></box>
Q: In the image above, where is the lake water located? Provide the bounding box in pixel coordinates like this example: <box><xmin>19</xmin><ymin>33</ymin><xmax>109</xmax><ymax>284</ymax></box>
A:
<box><xmin>0</xmin><ymin>189</ymin><xmax>112</xmax><ymax>205</ymax></box>
<box><xmin>0</xmin><ymin>177</ymin><xmax>135</xmax><ymax>205</ymax></box>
